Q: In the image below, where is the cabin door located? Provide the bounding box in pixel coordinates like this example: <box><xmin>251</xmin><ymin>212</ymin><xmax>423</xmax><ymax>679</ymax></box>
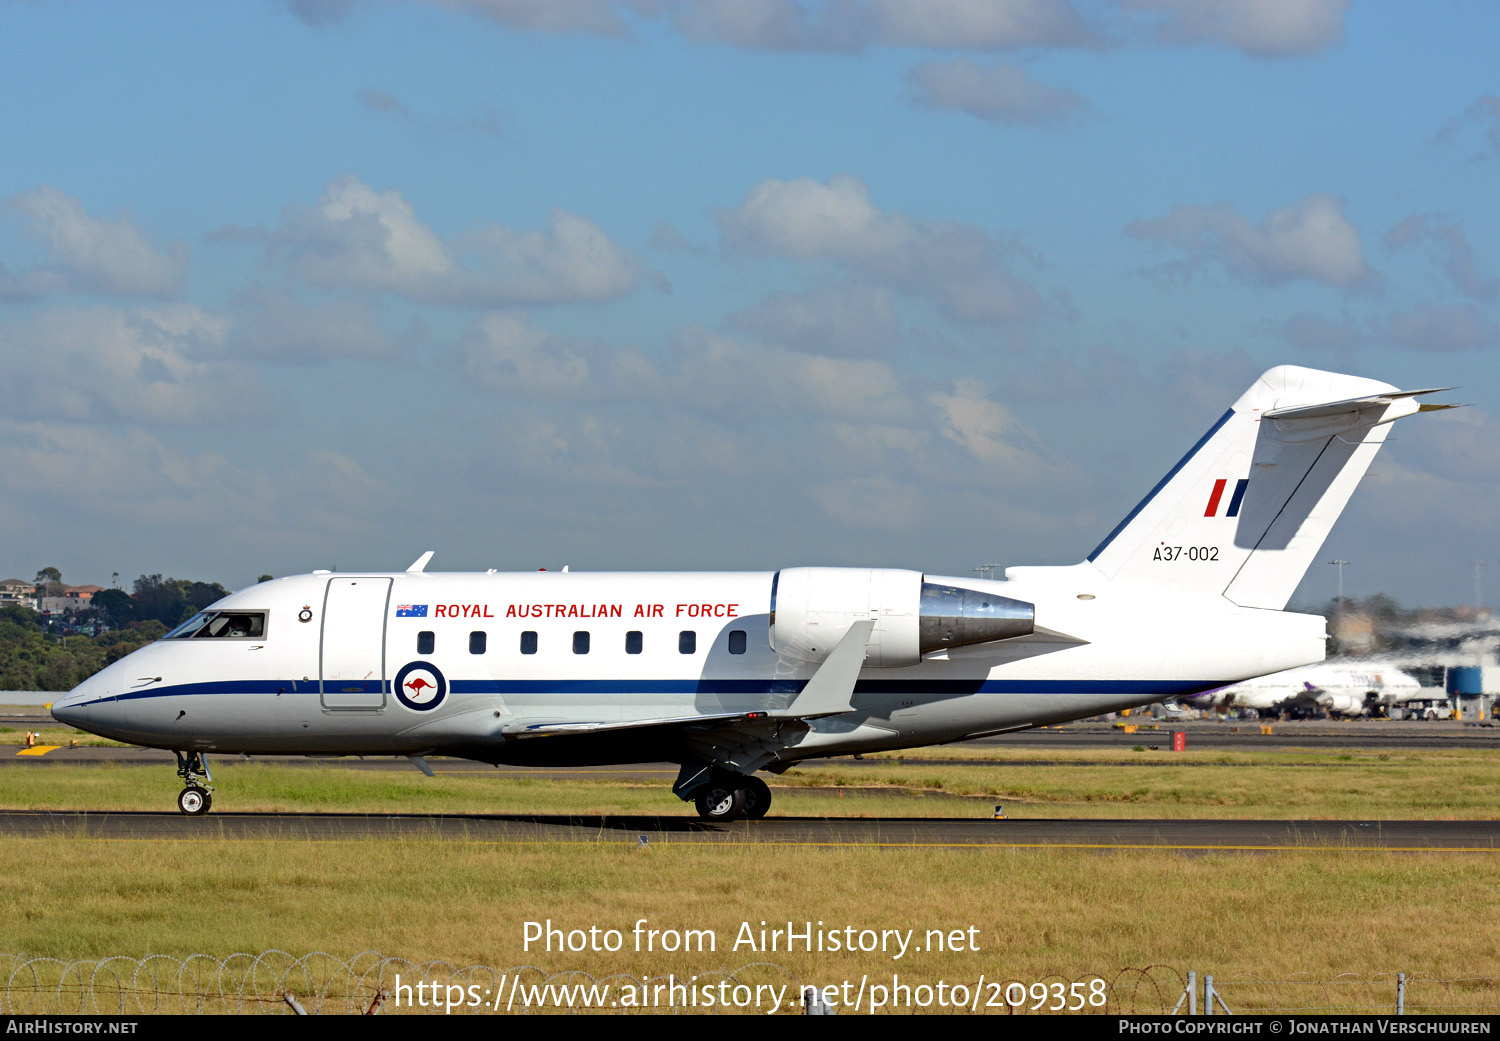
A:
<box><xmin>320</xmin><ymin>577</ymin><xmax>392</xmax><ymax>710</ymax></box>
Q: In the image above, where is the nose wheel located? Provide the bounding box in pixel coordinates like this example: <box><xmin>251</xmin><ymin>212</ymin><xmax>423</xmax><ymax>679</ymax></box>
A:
<box><xmin>177</xmin><ymin>786</ymin><xmax>212</xmax><ymax>815</ymax></box>
<box><xmin>173</xmin><ymin>750</ymin><xmax>216</xmax><ymax>815</ymax></box>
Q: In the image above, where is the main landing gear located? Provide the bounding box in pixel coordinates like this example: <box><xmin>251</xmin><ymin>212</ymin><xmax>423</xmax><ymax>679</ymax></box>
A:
<box><xmin>174</xmin><ymin>750</ymin><xmax>215</xmax><ymax>815</ymax></box>
<box><xmin>694</xmin><ymin>772</ymin><xmax>771</xmax><ymax>822</ymax></box>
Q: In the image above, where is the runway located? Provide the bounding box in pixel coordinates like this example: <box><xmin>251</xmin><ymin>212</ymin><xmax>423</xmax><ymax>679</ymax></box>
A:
<box><xmin>2</xmin><ymin>810</ymin><xmax>1497</xmax><ymax>849</ymax></box>
<box><xmin>7</xmin><ymin>718</ymin><xmax>1498</xmax><ymax>848</ymax></box>
<box><xmin>10</xmin><ymin>718</ymin><xmax>1500</xmax><ymax>776</ymax></box>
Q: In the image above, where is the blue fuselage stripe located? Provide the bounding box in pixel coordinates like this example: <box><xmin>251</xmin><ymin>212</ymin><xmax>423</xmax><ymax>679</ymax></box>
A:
<box><xmin>94</xmin><ymin>677</ymin><xmax>1220</xmax><ymax>705</ymax></box>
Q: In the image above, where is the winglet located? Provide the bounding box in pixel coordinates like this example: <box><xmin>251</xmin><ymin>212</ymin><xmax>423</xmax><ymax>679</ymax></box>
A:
<box><xmin>770</xmin><ymin>619</ymin><xmax>873</xmax><ymax>719</ymax></box>
<box><xmin>406</xmin><ymin>551</ymin><xmax>435</xmax><ymax>574</ymax></box>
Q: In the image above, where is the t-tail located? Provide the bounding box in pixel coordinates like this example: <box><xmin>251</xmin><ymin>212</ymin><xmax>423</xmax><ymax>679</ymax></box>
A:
<box><xmin>1085</xmin><ymin>366</ymin><xmax>1455</xmax><ymax>609</ymax></box>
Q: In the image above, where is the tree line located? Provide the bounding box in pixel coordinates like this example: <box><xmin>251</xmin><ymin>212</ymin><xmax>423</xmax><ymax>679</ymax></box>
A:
<box><xmin>3</xmin><ymin>573</ymin><xmax>248</xmax><ymax>692</ymax></box>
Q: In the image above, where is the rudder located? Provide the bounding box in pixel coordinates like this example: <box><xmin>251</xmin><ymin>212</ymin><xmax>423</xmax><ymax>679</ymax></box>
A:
<box><xmin>1087</xmin><ymin>366</ymin><xmax>1452</xmax><ymax>609</ymax></box>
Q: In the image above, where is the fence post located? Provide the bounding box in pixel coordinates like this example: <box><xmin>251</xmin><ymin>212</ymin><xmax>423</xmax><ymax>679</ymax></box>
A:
<box><xmin>1205</xmin><ymin>975</ymin><xmax>1214</xmax><ymax>1015</ymax></box>
<box><xmin>1171</xmin><ymin>971</ymin><xmax>1196</xmax><ymax>1015</ymax></box>
<box><xmin>1397</xmin><ymin>972</ymin><xmax>1406</xmax><ymax>1016</ymax></box>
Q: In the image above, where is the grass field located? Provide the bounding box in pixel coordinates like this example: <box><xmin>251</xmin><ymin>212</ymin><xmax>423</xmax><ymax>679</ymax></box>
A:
<box><xmin>6</xmin><ymin>743</ymin><xmax>1500</xmax><ymax>818</ymax></box>
<box><xmin>4</xmin><ymin>836</ymin><xmax>1497</xmax><ymax>1010</ymax></box>
<box><xmin>4</xmin><ymin>739</ymin><xmax>1499</xmax><ymax>1009</ymax></box>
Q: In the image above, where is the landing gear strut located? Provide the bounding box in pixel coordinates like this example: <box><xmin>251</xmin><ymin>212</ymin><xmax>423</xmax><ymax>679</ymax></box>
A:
<box><xmin>692</xmin><ymin>771</ymin><xmax>772</xmax><ymax>822</ymax></box>
<box><xmin>174</xmin><ymin>750</ymin><xmax>214</xmax><ymax>815</ymax></box>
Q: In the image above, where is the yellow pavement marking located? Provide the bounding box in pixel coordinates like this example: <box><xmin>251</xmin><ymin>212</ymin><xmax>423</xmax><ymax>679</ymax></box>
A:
<box><xmin>16</xmin><ymin>746</ymin><xmax>61</xmax><ymax>756</ymax></box>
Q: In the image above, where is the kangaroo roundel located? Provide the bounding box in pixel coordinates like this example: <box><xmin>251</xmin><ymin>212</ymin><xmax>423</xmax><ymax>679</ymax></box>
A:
<box><xmin>394</xmin><ymin>661</ymin><xmax>447</xmax><ymax>711</ymax></box>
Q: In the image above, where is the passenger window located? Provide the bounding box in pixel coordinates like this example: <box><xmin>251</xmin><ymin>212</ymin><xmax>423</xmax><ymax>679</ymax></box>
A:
<box><xmin>470</xmin><ymin>631</ymin><xmax>487</xmax><ymax>654</ymax></box>
<box><xmin>728</xmin><ymin>630</ymin><xmax>746</xmax><ymax>654</ymax></box>
<box><xmin>574</xmin><ymin>631</ymin><xmax>590</xmax><ymax>654</ymax></box>
<box><xmin>417</xmin><ymin>631</ymin><xmax>434</xmax><ymax>655</ymax></box>
<box><xmin>520</xmin><ymin>631</ymin><xmax>537</xmax><ymax>655</ymax></box>
<box><xmin>679</xmin><ymin>630</ymin><xmax>696</xmax><ymax>654</ymax></box>
<box><xmin>626</xmin><ymin>631</ymin><xmax>643</xmax><ymax>654</ymax></box>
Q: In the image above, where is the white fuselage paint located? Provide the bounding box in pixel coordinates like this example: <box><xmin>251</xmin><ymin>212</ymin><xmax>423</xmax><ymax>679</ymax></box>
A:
<box><xmin>54</xmin><ymin>565</ymin><xmax>1324</xmax><ymax>765</ymax></box>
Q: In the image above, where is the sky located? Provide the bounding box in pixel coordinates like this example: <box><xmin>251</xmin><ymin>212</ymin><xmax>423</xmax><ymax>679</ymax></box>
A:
<box><xmin>0</xmin><ymin>0</ymin><xmax>1497</xmax><ymax>608</ymax></box>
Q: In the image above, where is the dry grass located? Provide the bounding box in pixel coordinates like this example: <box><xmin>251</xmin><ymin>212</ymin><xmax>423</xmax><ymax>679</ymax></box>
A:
<box><xmin>6</xmin><ymin>743</ymin><xmax>1500</xmax><ymax>818</ymax></box>
<box><xmin>4</xmin><ymin>745</ymin><xmax>1499</xmax><ymax>999</ymax></box>
<box><xmin>3</xmin><ymin>837</ymin><xmax>1495</xmax><ymax>986</ymax></box>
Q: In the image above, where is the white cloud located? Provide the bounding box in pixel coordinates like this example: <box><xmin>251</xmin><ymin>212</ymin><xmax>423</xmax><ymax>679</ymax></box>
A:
<box><xmin>435</xmin><ymin>0</ymin><xmax>637</xmax><ymax>35</ymax></box>
<box><xmin>1435</xmin><ymin>95</ymin><xmax>1500</xmax><ymax>160</ymax></box>
<box><xmin>278</xmin><ymin>0</ymin><xmax>355</xmax><ymax>27</ymax></box>
<box><xmin>1381</xmin><ymin>304</ymin><xmax>1500</xmax><ymax>354</ymax></box>
<box><xmin>459</xmin><ymin>311</ymin><xmax>595</xmax><ymax>395</ymax></box>
<box><xmin>867</xmin><ymin>0</ymin><xmax>1098</xmax><ymax>50</ymax></box>
<box><xmin>670</xmin><ymin>0</ymin><xmax>869</xmax><ymax>51</ymax></box>
<box><xmin>355</xmin><ymin>87</ymin><xmax>505</xmax><ymax>138</ymax></box>
<box><xmin>930</xmin><ymin>377</ymin><xmax>1040</xmax><ymax>470</ymax></box>
<box><xmin>717</xmin><ymin>174</ymin><xmax>1044</xmax><ymax>325</ymax></box>
<box><xmin>1384</xmin><ymin>214</ymin><xmax>1499</xmax><ymax>302</ymax></box>
<box><xmin>1123</xmin><ymin>0</ymin><xmax>1348</xmax><ymax>57</ymax></box>
<box><xmin>0</xmin><ymin>304</ymin><xmax>259</xmax><ymax>425</ymax></box>
<box><xmin>287</xmin><ymin>0</ymin><xmax>1346</xmax><ymax>57</ymax></box>
<box><xmin>0</xmin><ymin>418</ymin><xmax>391</xmax><ymax>570</ymax></box>
<box><xmin>1127</xmin><ymin>193</ymin><xmax>1373</xmax><ymax>289</ymax></box>
<box><xmin>671</xmin><ymin>0</ymin><xmax>1099</xmax><ymax>52</ymax></box>
<box><xmin>285</xmin><ymin>0</ymin><xmax>638</xmax><ymax>34</ymax></box>
<box><xmin>0</xmin><ymin>186</ymin><xmax>187</xmax><ymax>299</ymax></box>
<box><xmin>265</xmin><ymin>175</ymin><xmax>650</xmax><ymax>306</ymax></box>
<box><xmin>727</xmin><ymin>281</ymin><xmax>900</xmax><ymax>355</ymax></box>
<box><xmin>907</xmin><ymin>59</ymin><xmax>1086</xmax><ymax>126</ymax></box>
<box><xmin>226</xmin><ymin>287</ymin><xmax>408</xmax><ymax>363</ymax></box>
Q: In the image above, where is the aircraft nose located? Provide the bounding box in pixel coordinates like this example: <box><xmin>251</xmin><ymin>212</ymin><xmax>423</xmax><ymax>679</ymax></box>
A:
<box><xmin>52</xmin><ymin>671</ymin><xmax>121</xmax><ymax>730</ymax></box>
<box><xmin>50</xmin><ymin>690</ymin><xmax>90</xmax><ymax>728</ymax></box>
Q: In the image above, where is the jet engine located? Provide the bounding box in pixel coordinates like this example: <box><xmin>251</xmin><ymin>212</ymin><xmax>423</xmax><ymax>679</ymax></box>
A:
<box><xmin>769</xmin><ymin>567</ymin><xmax>1034</xmax><ymax>667</ymax></box>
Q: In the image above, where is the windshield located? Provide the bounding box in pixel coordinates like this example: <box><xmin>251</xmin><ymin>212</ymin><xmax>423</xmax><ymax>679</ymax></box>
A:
<box><xmin>163</xmin><ymin>611</ymin><xmax>267</xmax><ymax>640</ymax></box>
<box><xmin>164</xmin><ymin>612</ymin><xmax>214</xmax><ymax>639</ymax></box>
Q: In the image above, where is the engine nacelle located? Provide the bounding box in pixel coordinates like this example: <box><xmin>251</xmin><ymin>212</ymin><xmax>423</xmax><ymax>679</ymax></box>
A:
<box><xmin>769</xmin><ymin>567</ymin><xmax>1034</xmax><ymax>667</ymax></box>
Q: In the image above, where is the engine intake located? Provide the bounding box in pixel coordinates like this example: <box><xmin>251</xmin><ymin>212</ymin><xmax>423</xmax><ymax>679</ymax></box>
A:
<box><xmin>769</xmin><ymin>567</ymin><xmax>1034</xmax><ymax>667</ymax></box>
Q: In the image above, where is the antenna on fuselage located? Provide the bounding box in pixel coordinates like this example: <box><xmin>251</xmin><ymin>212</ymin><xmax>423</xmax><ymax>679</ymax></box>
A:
<box><xmin>407</xmin><ymin>551</ymin><xmax>435</xmax><ymax>574</ymax></box>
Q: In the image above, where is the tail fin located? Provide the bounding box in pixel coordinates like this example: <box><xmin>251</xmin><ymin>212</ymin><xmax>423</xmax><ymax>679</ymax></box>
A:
<box><xmin>1086</xmin><ymin>366</ymin><xmax>1455</xmax><ymax>609</ymax></box>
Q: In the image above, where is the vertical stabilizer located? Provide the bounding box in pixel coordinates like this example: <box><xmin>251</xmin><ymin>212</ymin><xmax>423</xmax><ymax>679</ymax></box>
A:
<box><xmin>1086</xmin><ymin>366</ymin><xmax>1453</xmax><ymax>610</ymax></box>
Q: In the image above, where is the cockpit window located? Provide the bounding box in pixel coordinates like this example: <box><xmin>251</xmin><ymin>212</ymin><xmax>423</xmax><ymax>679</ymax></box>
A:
<box><xmin>164</xmin><ymin>613</ymin><xmax>213</xmax><ymax>639</ymax></box>
<box><xmin>164</xmin><ymin>611</ymin><xmax>267</xmax><ymax>640</ymax></box>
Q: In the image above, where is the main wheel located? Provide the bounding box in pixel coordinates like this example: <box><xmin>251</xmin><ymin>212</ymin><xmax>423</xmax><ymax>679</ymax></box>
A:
<box><xmin>177</xmin><ymin>786</ymin><xmax>211</xmax><ymax>815</ymax></box>
<box><xmin>740</xmin><ymin>776</ymin><xmax>772</xmax><ymax>820</ymax></box>
<box><xmin>694</xmin><ymin>783</ymin><xmax>746</xmax><ymax>822</ymax></box>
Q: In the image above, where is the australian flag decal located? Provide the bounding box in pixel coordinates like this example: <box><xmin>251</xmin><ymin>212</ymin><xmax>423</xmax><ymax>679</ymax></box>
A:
<box><xmin>396</xmin><ymin>604</ymin><xmax>429</xmax><ymax>618</ymax></box>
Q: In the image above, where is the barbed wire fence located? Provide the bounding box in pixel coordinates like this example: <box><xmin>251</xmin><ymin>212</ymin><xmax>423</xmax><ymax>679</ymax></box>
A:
<box><xmin>1</xmin><ymin>955</ymin><xmax>1496</xmax><ymax>1014</ymax></box>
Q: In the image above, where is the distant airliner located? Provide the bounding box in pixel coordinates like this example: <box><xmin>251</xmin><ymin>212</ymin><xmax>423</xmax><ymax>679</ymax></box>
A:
<box><xmin>1196</xmin><ymin>661</ymin><xmax>1425</xmax><ymax>718</ymax></box>
<box><xmin>52</xmin><ymin>367</ymin><xmax>1454</xmax><ymax>819</ymax></box>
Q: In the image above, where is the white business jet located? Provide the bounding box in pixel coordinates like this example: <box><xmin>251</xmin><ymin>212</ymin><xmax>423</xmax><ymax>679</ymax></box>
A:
<box><xmin>52</xmin><ymin>366</ymin><xmax>1454</xmax><ymax>819</ymax></box>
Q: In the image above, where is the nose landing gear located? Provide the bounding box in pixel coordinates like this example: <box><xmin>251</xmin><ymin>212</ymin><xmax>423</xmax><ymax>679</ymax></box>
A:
<box><xmin>174</xmin><ymin>750</ymin><xmax>215</xmax><ymax>815</ymax></box>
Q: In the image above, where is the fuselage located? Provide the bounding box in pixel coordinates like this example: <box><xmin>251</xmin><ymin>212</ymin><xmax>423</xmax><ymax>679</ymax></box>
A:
<box><xmin>53</xmin><ymin>565</ymin><xmax>1325</xmax><ymax>766</ymax></box>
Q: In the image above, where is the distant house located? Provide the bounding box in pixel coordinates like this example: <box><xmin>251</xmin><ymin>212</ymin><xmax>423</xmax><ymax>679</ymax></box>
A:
<box><xmin>0</xmin><ymin>579</ymin><xmax>37</xmax><ymax>610</ymax></box>
<box><xmin>65</xmin><ymin>585</ymin><xmax>103</xmax><ymax>601</ymax></box>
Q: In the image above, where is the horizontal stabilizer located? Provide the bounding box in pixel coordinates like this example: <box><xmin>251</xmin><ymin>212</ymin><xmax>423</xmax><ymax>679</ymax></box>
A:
<box><xmin>1262</xmin><ymin>387</ymin><xmax>1454</xmax><ymax>421</ymax></box>
<box><xmin>1087</xmin><ymin>365</ymin><xmax>1458</xmax><ymax>611</ymax></box>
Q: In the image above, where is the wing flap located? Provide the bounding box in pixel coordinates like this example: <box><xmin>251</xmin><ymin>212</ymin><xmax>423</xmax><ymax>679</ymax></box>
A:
<box><xmin>503</xmin><ymin>710</ymin><xmax>769</xmax><ymax>738</ymax></box>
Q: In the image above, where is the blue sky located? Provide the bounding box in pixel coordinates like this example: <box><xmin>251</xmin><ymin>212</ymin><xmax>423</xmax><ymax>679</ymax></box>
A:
<box><xmin>2</xmin><ymin>0</ymin><xmax>1497</xmax><ymax>607</ymax></box>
